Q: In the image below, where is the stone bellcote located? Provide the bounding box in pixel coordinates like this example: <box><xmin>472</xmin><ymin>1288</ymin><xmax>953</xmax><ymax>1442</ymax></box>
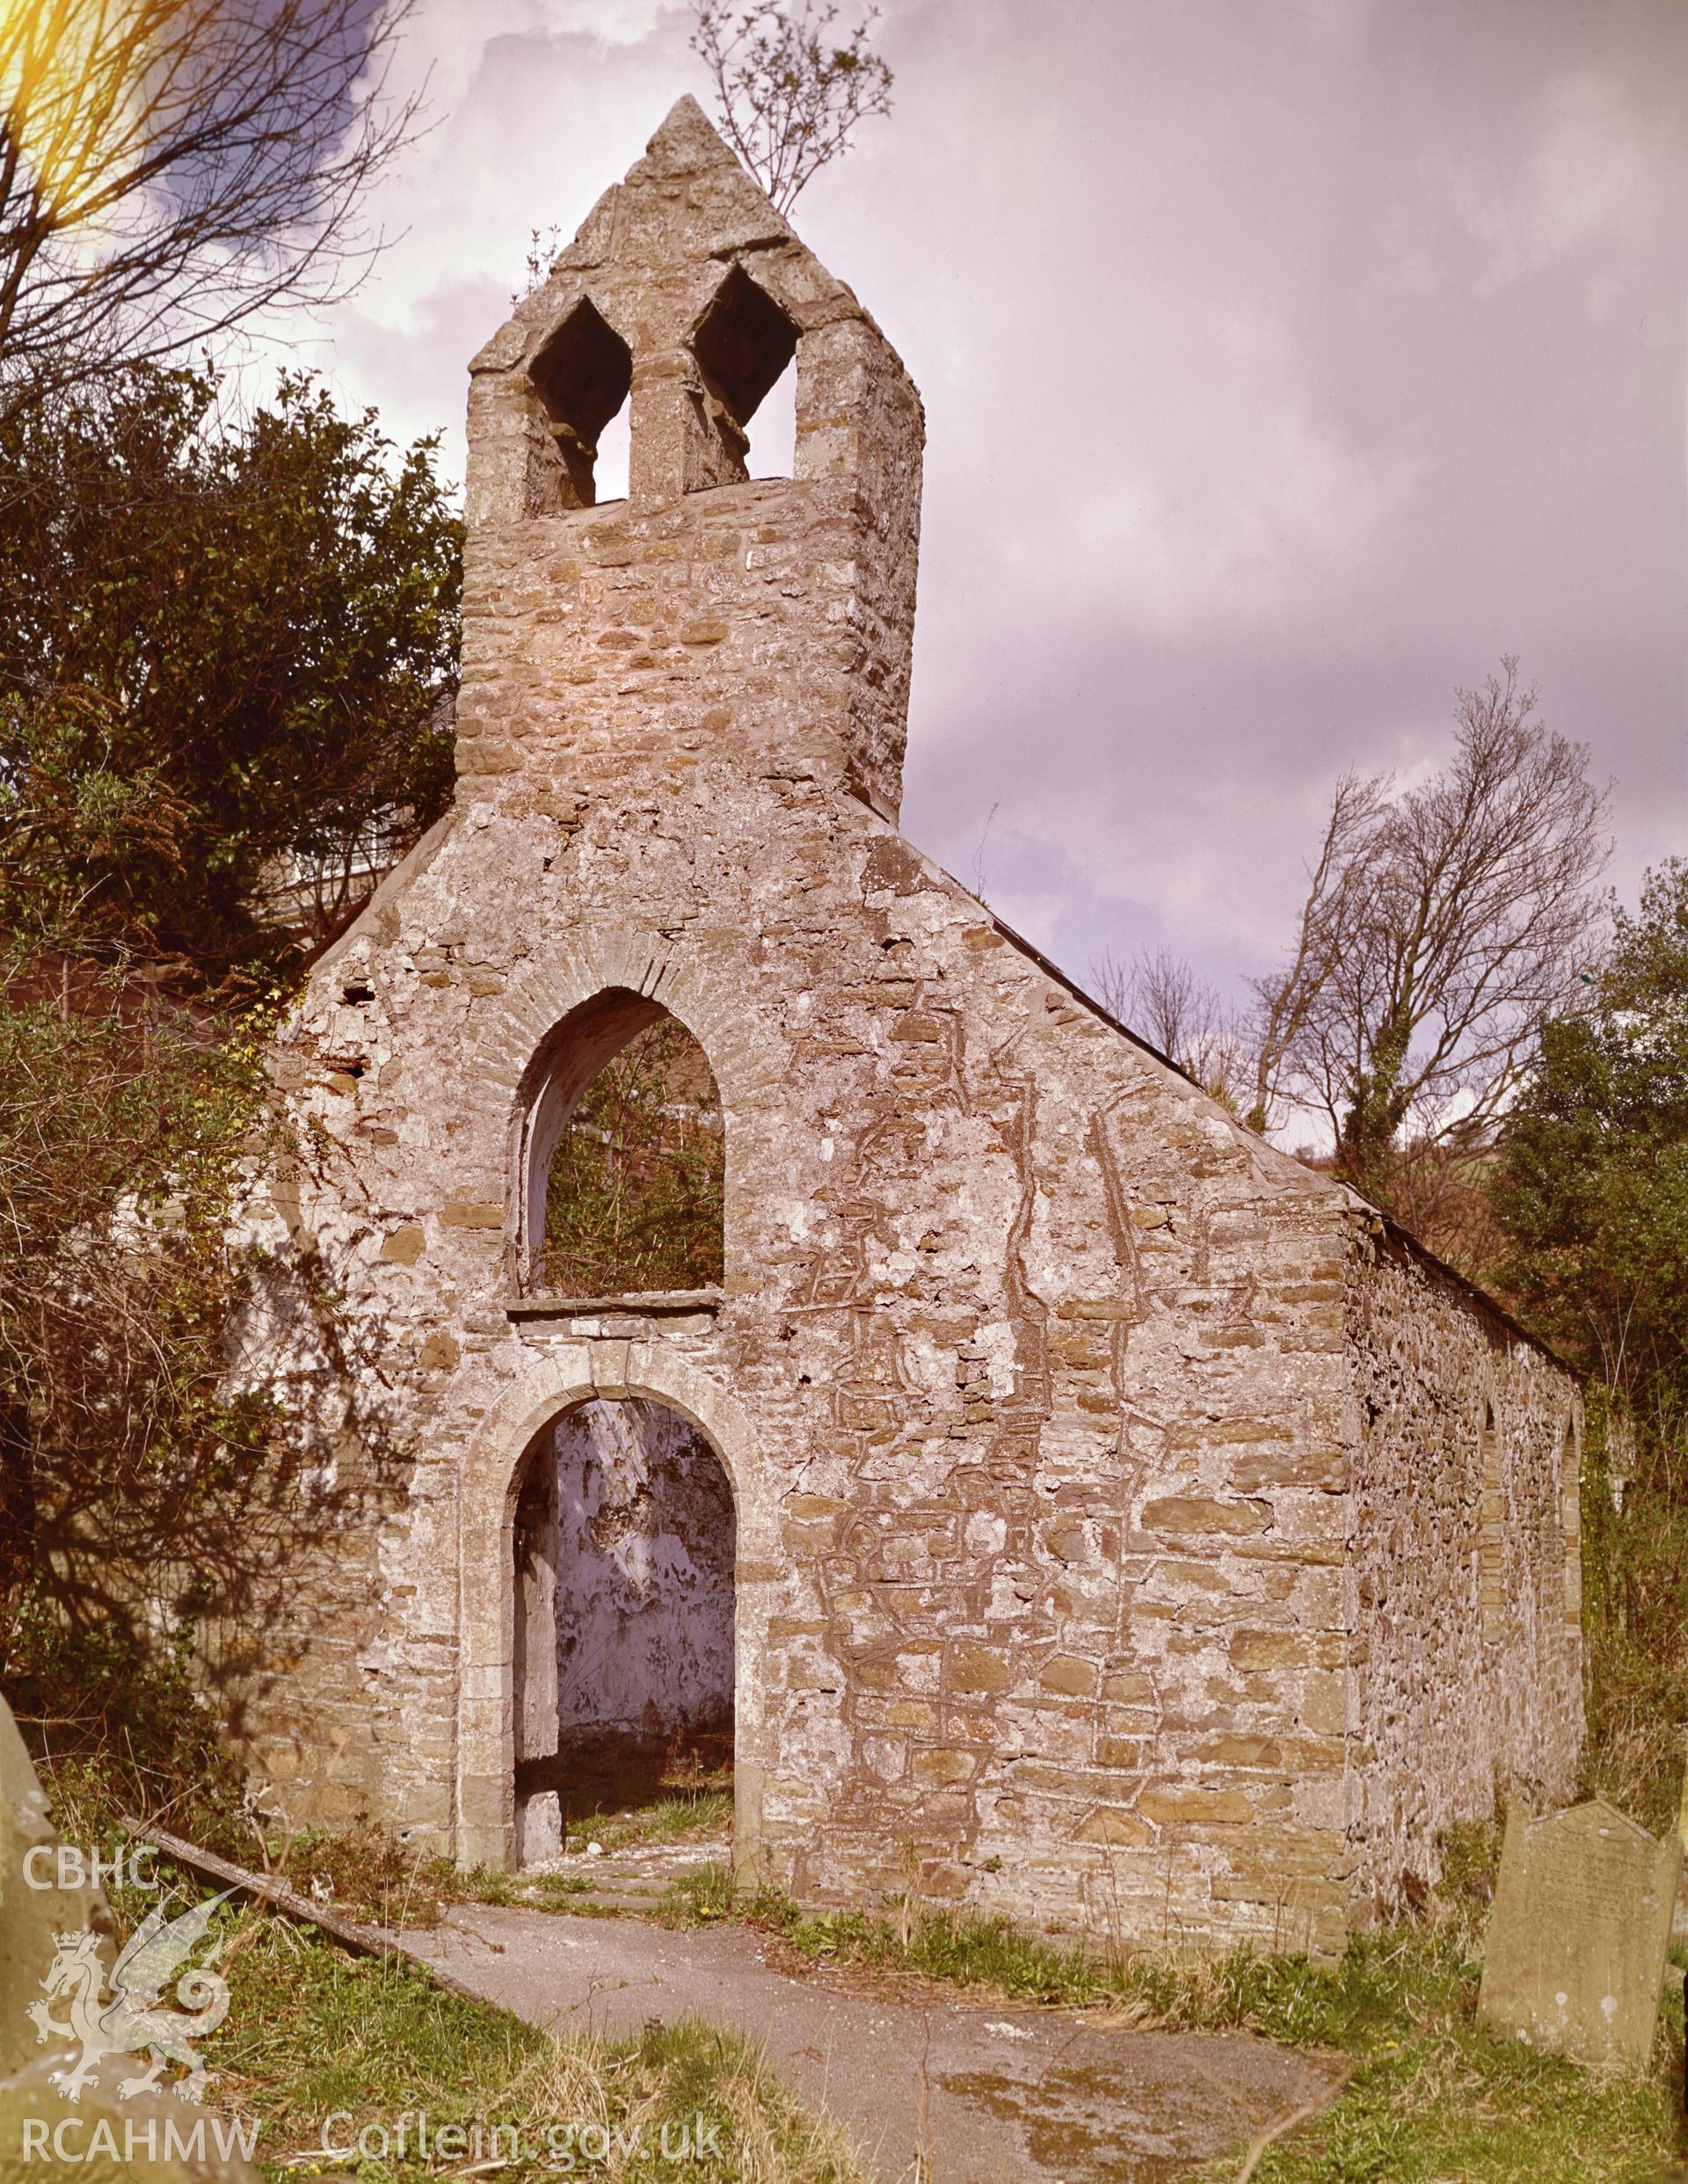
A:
<box><xmin>456</xmin><ymin>96</ymin><xmax>924</xmax><ymax>823</ymax></box>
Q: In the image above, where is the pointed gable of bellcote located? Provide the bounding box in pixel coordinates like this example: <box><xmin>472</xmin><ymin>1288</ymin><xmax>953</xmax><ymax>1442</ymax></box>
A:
<box><xmin>458</xmin><ymin>97</ymin><xmax>924</xmax><ymax>823</ymax></box>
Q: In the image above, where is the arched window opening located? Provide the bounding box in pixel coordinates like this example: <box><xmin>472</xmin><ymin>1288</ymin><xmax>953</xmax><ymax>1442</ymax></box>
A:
<box><xmin>528</xmin><ymin>295</ymin><xmax>632</xmax><ymax>511</ymax></box>
<box><xmin>513</xmin><ymin>1397</ymin><xmax>735</xmax><ymax>1865</ymax></box>
<box><xmin>1561</xmin><ymin>1416</ymin><xmax>1581</xmax><ymax>1627</ymax></box>
<box><xmin>1478</xmin><ymin>1401</ymin><xmax>1504</xmax><ymax>1643</ymax></box>
<box><xmin>522</xmin><ymin>994</ymin><xmax>724</xmax><ymax>1298</ymax></box>
<box><xmin>689</xmin><ymin>262</ymin><xmax>799</xmax><ymax>487</ymax></box>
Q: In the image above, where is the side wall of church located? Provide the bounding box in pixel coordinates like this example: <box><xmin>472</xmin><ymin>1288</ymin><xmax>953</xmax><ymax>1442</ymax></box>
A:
<box><xmin>1342</xmin><ymin>1231</ymin><xmax>1584</xmax><ymax>1911</ymax></box>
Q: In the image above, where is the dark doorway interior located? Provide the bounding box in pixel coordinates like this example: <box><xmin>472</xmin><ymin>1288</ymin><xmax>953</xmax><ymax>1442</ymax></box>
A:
<box><xmin>513</xmin><ymin>1396</ymin><xmax>735</xmax><ymax>1838</ymax></box>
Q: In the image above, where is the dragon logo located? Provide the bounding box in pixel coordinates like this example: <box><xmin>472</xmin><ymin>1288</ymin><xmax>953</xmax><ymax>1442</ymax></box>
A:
<box><xmin>25</xmin><ymin>1889</ymin><xmax>235</xmax><ymax>2105</ymax></box>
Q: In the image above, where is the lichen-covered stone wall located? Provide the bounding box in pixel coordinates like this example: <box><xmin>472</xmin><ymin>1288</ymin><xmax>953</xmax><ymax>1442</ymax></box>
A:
<box><xmin>1344</xmin><ymin>1231</ymin><xmax>1583</xmax><ymax>1911</ymax></box>
<box><xmin>237</xmin><ymin>95</ymin><xmax>1582</xmax><ymax>1956</ymax></box>
<box><xmin>255</xmin><ymin>748</ymin><xmax>1376</xmax><ymax>1952</ymax></box>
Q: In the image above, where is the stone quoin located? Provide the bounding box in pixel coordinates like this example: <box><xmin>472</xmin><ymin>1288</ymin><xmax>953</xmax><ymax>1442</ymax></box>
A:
<box><xmin>248</xmin><ymin>96</ymin><xmax>1583</xmax><ymax>1954</ymax></box>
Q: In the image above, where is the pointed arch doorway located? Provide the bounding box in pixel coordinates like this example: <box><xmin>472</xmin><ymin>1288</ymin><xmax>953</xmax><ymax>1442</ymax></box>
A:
<box><xmin>513</xmin><ymin>1394</ymin><xmax>735</xmax><ymax>1852</ymax></box>
<box><xmin>455</xmin><ymin>1348</ymin><xmax>764</xmax><ymax>1878</ymax></box>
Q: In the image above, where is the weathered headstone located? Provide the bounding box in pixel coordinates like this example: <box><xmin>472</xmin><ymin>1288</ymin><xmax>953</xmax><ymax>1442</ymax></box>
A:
<box><xmin>1478</xmin><ymin>1798</ymin><xmax>1682</xmax><ymax>2071</ymax></box>
<box><xmin>0</xmin><ymin>1696</ymin><xmax>106</xmax><ymax>2078</ymax></box>
<box><xmin>0</xmin><ymin>1694</ymin><xmax>258</xmax><ymax>2184</ymax></box>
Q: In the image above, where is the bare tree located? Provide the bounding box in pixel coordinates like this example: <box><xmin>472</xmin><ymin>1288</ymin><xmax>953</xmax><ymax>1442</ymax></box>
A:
<box><xmin>1091</xmin><ymin>943</ymin><xmax>1249</xmax><ymax>1112</ymax></box>
<box><xmin>0</xmin><ymin>0</ymin><xmax>421</xmax><ymax>418</ymax></box>
<box><xmin>690</xmin><ymin>1</ymin><xmax>893</xmax><ymax>212</ymax></box>
<box><xmin>1244</xmin><ymin>771</ymin><xmax>1389</xmax><ymax>1134</ymax></box>
<box><xmin>1251</xmin><ymin>660</ymin><xmax>1610</xmax><ymax>1204</ymax></box>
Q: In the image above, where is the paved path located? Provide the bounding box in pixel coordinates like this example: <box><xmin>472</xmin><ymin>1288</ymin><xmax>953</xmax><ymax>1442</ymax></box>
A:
<box><xmin>407</xmin><ymin>1895</ymin><xmax>1339</xmax><ymax>2184</ymax></box>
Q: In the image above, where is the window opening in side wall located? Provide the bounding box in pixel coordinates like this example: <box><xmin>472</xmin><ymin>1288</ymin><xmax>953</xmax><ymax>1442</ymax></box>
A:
<box><xmin>593</xmin><ymin>399</ymin><xmax>631</xmax><ymax>502</ymax></box>
<box><xmin>1479</xmin><ymin>1401</ymin><xmax>1504</xmax><ymax>1642</ymax></box>
<box><xmin>1561</xmin><ymin>1414</ymin><xmax>1582</xmax><ymax>1627</ymax></box>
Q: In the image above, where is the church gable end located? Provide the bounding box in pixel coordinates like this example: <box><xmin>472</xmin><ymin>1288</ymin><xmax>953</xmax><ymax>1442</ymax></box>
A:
<box><xmin>256</xmin><ymin>100</ymin><xmax>1582</xmax><ymax>1953</ymax></box>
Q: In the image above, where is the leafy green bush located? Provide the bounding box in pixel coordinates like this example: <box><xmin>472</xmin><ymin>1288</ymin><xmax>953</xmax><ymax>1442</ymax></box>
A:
<box><xmin>1495</xmin><ymin>860</ymin><xmax>1688</xmax><ymax>1830</ymax></box>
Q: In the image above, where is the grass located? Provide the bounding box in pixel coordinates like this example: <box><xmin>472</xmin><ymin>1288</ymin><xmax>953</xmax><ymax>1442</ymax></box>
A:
<box><xmin>90</xmin><ymin>1787</ymin><xmax>731</xmax><ymax>1930</ymax></box>
<box><xmin>27</xmin><ymin>1754</ymin><xmax>862</xmax><ymax>2183</ymax></box>
<box><xmin>99</xmin><ymin>1857</ymin><xmax>866</xmax><ymax>2184</ymax></box>
<box><xmin>583</xmin><ymin>1787</ymin><xmax>732</xmax><ymax>1854</ymax></box>
<box><xmin>31</xmin><ymin>1759</ymin><xmax>1688</xmax><ymax>2182</ymax></box>
<box><xmin>659</xmin><ymin>1859</ymin><xmax>737</xmax><ymax>1926</ymax></box>
<box><xmin>264</xmin><ymin>1821</ymin><xmax>453</xmax><ymax>1929</ymax></box>
<box><xmin>1579</xmin><ymin>1443</ymin><xmax>1688</xmax><ymax>1841</ymax></box>
<box><xmin>448</xmin><ymin>1863</ymin><xmax>634</xmax><ymax>1914</ymax></box>
<box><xmin>658</xmin><ymin>1839</ymin><xmax>1688</xmax><ymax>2184</ymax></box>
<box><xmin>26</xmin><ymin>1674</ymin><xmax>1688</xmax><ymax>2181</ymax></box>
<box><xmin>441</xmin><ymin>1788</ymin><xmax>732</xmax><ymax>1915</ymax></box>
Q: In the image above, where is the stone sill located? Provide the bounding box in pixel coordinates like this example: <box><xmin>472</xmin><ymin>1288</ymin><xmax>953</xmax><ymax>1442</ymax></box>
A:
<box><xmin>506</xmin><ymin>1288</ymin><xmax>724</xmax><ymax>1322</ymax></box>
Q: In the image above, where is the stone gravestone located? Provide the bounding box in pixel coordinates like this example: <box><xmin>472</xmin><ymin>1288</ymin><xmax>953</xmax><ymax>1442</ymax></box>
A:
<box><xmin>1478</xmin><ymin>1798</ymin><xmax>1682</xmax><ymax>2071</ymax></box>
<box><xmin>0</xmin><ymin>1694</ymin><xmax>107</xmax><ymax>2078</ymax></box>
<box><xmin>0</xmin><ymin>1693</ymin><xmax>258</xmax><ymax>2184</ymax></box>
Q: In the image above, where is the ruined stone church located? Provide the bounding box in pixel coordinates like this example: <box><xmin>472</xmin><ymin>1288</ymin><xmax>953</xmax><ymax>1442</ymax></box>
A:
<box><xmin>256</xmin><ymin>98</ymin><xmax>1583</xmax><ymax>1955</ymax></box>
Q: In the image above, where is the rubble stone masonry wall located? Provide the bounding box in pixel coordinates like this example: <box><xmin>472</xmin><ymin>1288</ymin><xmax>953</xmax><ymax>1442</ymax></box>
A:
<box><xmin>1344</xmin><ymin>1232</ymin><xmax>1584</xmax><ymax>1911</ymax></box>
<box><xmin>241</xmin><ymin>97</ymin><xmax>1583</xmax><ymax>1955</ymax></box>
<box><xmin>264</xmin><ymin>771</ymin><xmax>1372</xmax><ymax>1953</ymax></box>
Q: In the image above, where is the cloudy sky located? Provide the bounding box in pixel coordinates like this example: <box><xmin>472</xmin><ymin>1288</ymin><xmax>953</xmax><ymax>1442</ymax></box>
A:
<box><xmin>281</xmin><ymin>0</ymin><xmax>1686</xmax><ymax>1006</ymax></box>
